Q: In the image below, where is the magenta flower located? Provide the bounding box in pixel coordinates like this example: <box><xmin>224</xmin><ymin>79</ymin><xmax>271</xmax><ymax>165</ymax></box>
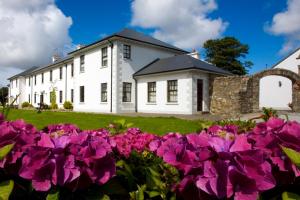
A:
<box><xmin>112</xmin><ymin>128</ymin><xmax>156</xmax><ymax>157</ymax></box>
<box><xmin>19</xmin><ymin>130</ymin><xmax>115</xmax><ymax>191</ymax></box>
<box><xmin>0</xmin><ymin>119</ymin><xmax>38</xmax><ymax>169</ymax></box>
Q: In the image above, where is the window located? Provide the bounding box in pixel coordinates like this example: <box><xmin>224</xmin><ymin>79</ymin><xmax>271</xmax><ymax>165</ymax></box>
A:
<box><xmin>71</xmin><ymin>89</ymin><xmax>74</xmax><ymax>103</ymax></box>
<box><xmin>59</xmin><ymin>67</ymin><xmax>63</xmax><ymax>80</ymax></box>
<box><xmin>41</xmin><ymin>73</ymin><xmax>44</xmax><ymax>84</ymax></box>
<box><xmin>148</xmin><ymin>82</ymin><xmax>156</xmax><ymax>103</ymax></box>
<box><xmin>16</xmin><ymin>79</ymin><xmax>18</xmax><ymax>87</ymax></box>
<box><xmin>59</xmin><ymin>91</ymin><xmax>63</xmax><ymax>103</ymax></box>
<box><xmin>34</xmin><ymin>75</ymin><xmax>36</xmax><ymax>85</ymax></box>
<box><xmin>101</xmin><ymin>47</ymin><xmax>108</xmax><ymax>67</ymax></box>
<box><xmin>80</xmin><ymin>55</ymin><xmax>85</xmax><ymax>72</ymax></box>
<box><xmin>101</xmin><ymin>83</ymin><xmax>107</xmax><ymax>102</ymax></box>
<box><xmin>80</xmin><ymin>86</ymin><xmax>84</xmax><ymax>103</ymax></box>
<box><xmin>167</xmin><ymin>80</ymin><xmax>178</xmax><ymax>103</ymax></box>
<box><xmin>28</xmin><ymin>94</ymin><xmax>31</xmax><ymax>103</ymax></box>
<box><xmin>71</xmin><ymin>63</ymin><xmax>74</xmax><ymax>77</ymax></box>
<box><xmin>28</xmin><ymin>78</ymin><xmax>31</xmax><ymax>86</ymax></box>
<box><xmin>122</xmin><ymin>82</ymin><xmax>132</xmax><ymax>102</ymax></box>
<box><xmin>50</xmin><ymin>70</ymin><xmax>53</xmax><ymax>81</ymax></box>
<box><xmin>34</xmin><ymin>93</ymin><xmax>36</xmax><ymax>104</ymax></box>
<box><xmin>123</xmin><ymin>44</ymin><xmax>131</xmax><ymax>59</ymax></box>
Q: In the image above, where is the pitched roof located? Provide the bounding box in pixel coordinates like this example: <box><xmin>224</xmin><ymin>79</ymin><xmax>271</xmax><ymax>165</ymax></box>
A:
<box><xmin>8</xmin><ymin>66</ymin><xmax>39</xmax><ymax>80</ymax></box>
<box><xmin>31</xmin><ymin>55</ymin><xmax>73</xmax><ymax>73</ymax></box>
<box><xmin>272</xmin><ymin>47</ymin><xmax>300</xmax><ymax>68</ymax></box>
<box><xmin>133</xmin><ymin>54</ymin><xmax>232</xmax><ymax>77</ymax></box>
<box><xmin>69</xmin><ymin>28</ymin><xmax>188</xmax><ymax>54</ymax></box>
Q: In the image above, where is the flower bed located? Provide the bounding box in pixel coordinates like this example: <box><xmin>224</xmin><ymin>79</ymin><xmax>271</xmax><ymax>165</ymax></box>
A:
<box><xmin>1</xmin><ymin>114</ymin><xmax>300</xmax><ymax>199</ymax></box>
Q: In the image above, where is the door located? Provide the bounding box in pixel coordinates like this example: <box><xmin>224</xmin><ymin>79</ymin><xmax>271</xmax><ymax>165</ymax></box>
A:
<box><xmin>259</xmin><ymin>75</ymin><xmax>292</xmax><ymax>110</ymax></box>
<box><xmin>40</xmin><ymin>93</ymin><xmax>44</xmax><ymax>104</ymax></box>
<box><xmin>197</xmin><ymin>79</ymin><xmax>203</xmax><ymax>111</ymax></box>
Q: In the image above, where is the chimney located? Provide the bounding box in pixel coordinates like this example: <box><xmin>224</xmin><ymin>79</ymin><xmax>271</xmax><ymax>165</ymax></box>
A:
<box><xmin>52</xmin><ymin>54</ymin><xmax>61</xmax><ymax>63</ymax></box>
<box><xmin>188</xmin><ymin>49</ymin><xmax>200</xmax><ymax>59</ymax></box>
<box><xmin>76</xmin><ymin>44</ymin><xmax>85</xmax><ymax>50</ymax></box>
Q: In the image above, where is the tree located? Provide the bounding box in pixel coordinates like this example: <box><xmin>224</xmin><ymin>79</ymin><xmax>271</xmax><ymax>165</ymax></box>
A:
<box><xmin>203</xmin><ymin>37</ymin><xmax>253</xmax><ymax>75</ymax></box>
<box><xmin>0</xmin><ymin>87</ymin><xmax>8</xmax><ymax>106</ymax></box>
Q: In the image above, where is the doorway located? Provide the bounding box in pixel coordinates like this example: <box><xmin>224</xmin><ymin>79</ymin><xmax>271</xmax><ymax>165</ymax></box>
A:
<box><xmin>197</xmin><ymin>79</ymin><xmax>203</xmax><ymax>111</ymax></box>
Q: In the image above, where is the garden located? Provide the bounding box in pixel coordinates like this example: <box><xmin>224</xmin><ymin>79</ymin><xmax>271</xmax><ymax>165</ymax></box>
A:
<box><xmin>1</xmin><ymin>107</ymin><xmax>300</xmax><ymax>200</ymax></box>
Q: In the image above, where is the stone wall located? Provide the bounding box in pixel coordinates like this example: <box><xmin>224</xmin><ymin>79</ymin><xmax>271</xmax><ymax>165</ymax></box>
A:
<box><xmin>210</xmin><ymin>68</ymin><xmax>300</xmax><ymax>117</ymax></box>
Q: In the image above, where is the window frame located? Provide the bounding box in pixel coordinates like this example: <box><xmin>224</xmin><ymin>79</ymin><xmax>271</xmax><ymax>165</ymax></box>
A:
<box><xmin>59</xmin><ymin>90</ymin><xmax>63</xmax><ymax>103</ymax></box>
<box><xmin>59</xmin><ymin>67</ymin><xmax>63</xmax><ymax>80</ymax></box>
<box><xmin>71</xmin><ymin>63</ymin><xmax>74</xmax><ymax>77</ymax></box>
<box><xmin>122</xmin><ymin>82</ymin><xmax>132</xmax><ymax>102</ymax></box>
<box><xmin>123</xmin><ymin>44</ymin><xmax>131</xmax><ymax>59</ymax></box>
<box><xmin>80</xmin><ymin>55</ymin><xmax>85</xmax><ymax>73</ymax></box>
<box><xmin>79</xmin><ymin>86</ymin><xmax>85</xmax><ymax>103</ymax></box>
<box><xmin>71</xmin><ymin>89</ymin><xmax>74</xmax><ymax>103</ymax></box>
<box><xmin>50</xmin><ymin>70</ymin><xmax>53</xmax><ymax>82</ymax></box>
<box><xmin>167</xmin><ymin>80</ymin><xmax>178</xmax><ymax>103</ymax></box>
<box><xmin>147</xmin><ymin>82</ymin><xmax>156</xmax><ymax>103</ymax></box>
<box><xmin>101</xmin><ymin>47</ymin><xmax>108</xmax><ymax>67</ymax></box>
<box><xmin>101</xmin><ymin>83</ymin><xmax>108</xmax><ymax>102</ymax></box>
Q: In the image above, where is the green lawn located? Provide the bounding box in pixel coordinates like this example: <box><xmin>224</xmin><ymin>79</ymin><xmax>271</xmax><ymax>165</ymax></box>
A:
<box><xmin>6</xmin><ymin>109</ymin><xmax>206</xmax><ymax>135</ymax></box>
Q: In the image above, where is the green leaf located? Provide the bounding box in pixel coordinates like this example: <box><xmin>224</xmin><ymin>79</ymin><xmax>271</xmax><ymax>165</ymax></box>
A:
<box><xmin>46</xmin><ymin>190</ymin><xmax>59</xmax><ymax>200</ymax></box>
<box><xmin>281</xmin><ymin>146</ymin><xmax>300</xmax><ymax>167</ymax></box>
<box><xmin>0</xmin><ymin>144</ymin><xmax>14</xmax><ymax>160</ymax></box>
<box><xmin>146</xmin><ymin>191</ymin><xmax>160</xmax><ymax>198</ymax></box>
<box><xmin>136</xmin><ymin>185</ymin><xmax>146</xmax><ymax>200</ymax></box>
<box><xmin>282</xmin><ymin>191</ymin><xmax>300</xmax><ymax>200</ymax></box>
<box><xmin>100</xmin><ymin>194</ymin><xmax>110</xmax><ymax>200</ymax></box>
<box><xmin>0</xmin><ymin>180</ymin><xmax>14</xmax><ymax>200</ymax></box>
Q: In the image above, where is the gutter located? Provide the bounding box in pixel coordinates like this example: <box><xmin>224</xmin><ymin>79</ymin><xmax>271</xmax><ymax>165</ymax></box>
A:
<box><xmin>65</xmin><ymin>64</ymin><xmax>67</xmax><ymax>101</ymax></box>
<box><xmin>133</xmin><ymin>77</ymin><xmax>138</xmax><ymax>113</ymax></box>
<box><xmin>108</xmin><ymin>40</ymin><xmax>114</xmax><ymax>113</ymax></box>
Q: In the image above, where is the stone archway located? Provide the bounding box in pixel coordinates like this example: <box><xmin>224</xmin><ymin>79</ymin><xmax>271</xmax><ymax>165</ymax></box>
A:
<box><xmin>251</xmin><ymin>68</ymin><xmax>300</xmax><ymax>112</ymax></box>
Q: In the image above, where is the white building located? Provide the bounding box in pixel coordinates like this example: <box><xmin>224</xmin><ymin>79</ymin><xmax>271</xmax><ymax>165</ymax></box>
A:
<box><xmin>8</xmin><ymin>29</ymin><xmax>231</xmax><ymax>114</ymax></box>
<box><xmin>259</xmin><ymin>48</ymin><xmax>300</xmax><ymax>110</ymax></box>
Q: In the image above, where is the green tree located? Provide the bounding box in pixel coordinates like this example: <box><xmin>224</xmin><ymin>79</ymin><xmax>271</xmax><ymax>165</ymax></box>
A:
<box><xmin>0</xmin><ymin>87</ymin><xmax>8</xmax><ymax>106</ymax></box>
<box><xmin>203</xmin><ymin>37</ymin><xmax>253</xmax><ymax>75</ymax></box>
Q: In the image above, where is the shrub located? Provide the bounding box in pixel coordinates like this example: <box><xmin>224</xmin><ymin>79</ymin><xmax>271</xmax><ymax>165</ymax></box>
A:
<box><xmin>63</xmin><ymin>101</ymin><xmax>73</xmax><ymax>110</ymax></box>
<box><xmin>50</xmin><ymin>103</ymin><xmax>58</xmax><ymax>109</ymax></box>
<box><xmin>21</xmin><ymin>102</ymin><xmax>33</xmax><ymax>108</ymax></box>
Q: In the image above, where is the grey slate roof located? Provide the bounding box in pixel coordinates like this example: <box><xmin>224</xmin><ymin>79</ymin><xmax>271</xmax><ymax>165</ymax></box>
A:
<box><xmin>134</xmin><ymin>54</ymin><xmax>232</xmax><ymax>77</ymax></box>
<box><xmin>31</xmin><ymin>55</ymin><xmax>73</xmax><ymax>73</ymax></box>
<box><xmin>8</xmin><ymin>66</ymin><xmax>39</xmax><ymax>80</ymax></box>
<box><xmin>69</xmin><ymin>28</ymin><xmax>188</xmax><ymax>54</ymax></box>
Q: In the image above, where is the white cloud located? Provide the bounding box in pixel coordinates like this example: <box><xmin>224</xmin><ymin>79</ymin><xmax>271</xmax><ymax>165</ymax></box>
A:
<box><xmin>0</xmin><ymin>0</ymin><xmax>72</xmax><ymax>85</ymax></box>
<box><xmin>130</xmin><ymin>0</ymin><xmax>228</xmax><ymax>49</ymax></box>
<box><xmin>266</xmin><ymin>0</ymin><xmax>300</xmax><ymax>54</ymax></box>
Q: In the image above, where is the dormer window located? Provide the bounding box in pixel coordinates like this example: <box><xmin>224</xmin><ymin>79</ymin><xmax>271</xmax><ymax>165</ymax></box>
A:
<box><xmin>123</xmin><ymin>44</ymin><xmax>131</xmax><ymax>59</ymax></box>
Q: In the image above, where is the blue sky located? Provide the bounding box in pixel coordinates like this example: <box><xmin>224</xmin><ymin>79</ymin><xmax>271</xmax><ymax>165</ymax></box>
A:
<box><xmin>0</xmin><ymin>0</ymin><xmax>299</xmax><ymax>85</ymax></box>
<box><xmin>56</xmin><ymin>0</ymin><xmax>292</xmax><ymax>73</ymax></box>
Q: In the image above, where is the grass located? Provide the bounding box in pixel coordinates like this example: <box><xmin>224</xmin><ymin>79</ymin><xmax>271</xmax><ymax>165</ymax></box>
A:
<box><xmin>5</xmin><ymin>109</ymin><xmax>207</xmax><ymax>135</ymax></box>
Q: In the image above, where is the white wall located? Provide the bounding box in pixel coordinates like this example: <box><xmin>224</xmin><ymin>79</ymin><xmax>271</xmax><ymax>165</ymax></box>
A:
<box><xmin>73</xmin><ymin>43</ymin><xmax>113</xmax><ymax>113</ymax></box>
<box><xmin>259</xmin><ymin>75</ymin><xmax>292</xmax><ymax>110</ymax></box>
<box><xmin>136</xmin><ymin>71</ymin><xmax>193</xmax><ymax>114</ymax></box>
<box><xmin>274</xmin><ymin>48</ymin><xmax>300</xmax><ymax>73</ymax></box>
<box><xmin>116</xmin><ymin>40</ymin><xmax>178</xmax><ymax>113</ymax></box>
